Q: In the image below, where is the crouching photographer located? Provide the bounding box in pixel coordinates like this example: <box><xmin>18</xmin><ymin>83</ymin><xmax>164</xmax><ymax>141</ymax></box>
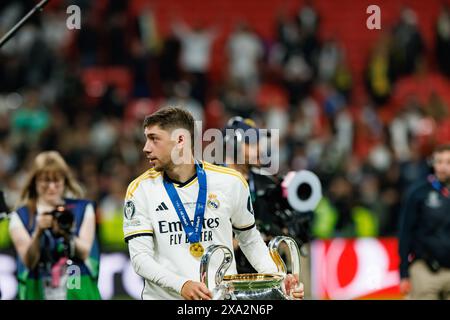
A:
<box><xmin>8</xmin><ymin>151</ymin><xmax>101</xmax><ymax>300</ymax></box>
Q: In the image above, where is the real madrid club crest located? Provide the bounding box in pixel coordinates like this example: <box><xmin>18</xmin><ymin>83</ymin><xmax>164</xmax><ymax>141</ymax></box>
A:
<box><xmin>124</xmin><ymin>200</ymin><xmax>136</xmax><ymax>220</ymax></box>
<box><xmin>207</xmin><ymin>194</ymin><xmax>220</xmax><ymax>210</ymax></box>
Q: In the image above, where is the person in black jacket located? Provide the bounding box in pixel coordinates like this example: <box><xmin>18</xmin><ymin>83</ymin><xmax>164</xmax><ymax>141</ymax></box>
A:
<box><xmin>221</xmin><ymin>117</ymin><xmax>312</xmax><ymax>274</ymax></box>
<box><xmin>398</xmin><ymin>144</ymin><xmax>450</xmax><ymax>299</ymax></box>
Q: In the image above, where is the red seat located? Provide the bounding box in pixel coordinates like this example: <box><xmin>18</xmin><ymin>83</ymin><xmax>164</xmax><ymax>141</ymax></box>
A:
<box><xmin>82</xmin><ymin>67</ymin><xmax>132</xmax><ymax>104</ymax></box>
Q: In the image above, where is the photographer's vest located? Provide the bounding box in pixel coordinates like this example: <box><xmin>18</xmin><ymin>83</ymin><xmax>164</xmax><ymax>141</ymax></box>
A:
<box><xmin>16</xmin><ymin>199</ymin><xmax>101</xmax><ymax>300</ymax></box>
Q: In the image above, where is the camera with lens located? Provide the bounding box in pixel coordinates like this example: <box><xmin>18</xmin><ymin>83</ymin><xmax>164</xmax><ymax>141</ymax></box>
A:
<box><xmin>47</xmin><ymin>205</ymin><xmax>75</xmax><ymax>235</ymax></box>
<box><xmin>253</xmin><ymin>169</ymin><xmax>322</xmax><ymax>253</ymax></box>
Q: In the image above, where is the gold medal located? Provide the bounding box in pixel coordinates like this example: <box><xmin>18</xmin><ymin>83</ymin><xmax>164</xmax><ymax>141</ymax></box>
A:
<box><xmin>189</xmin><ymin>242</ymin><xmax>204</xmax><ymax>258</ymax></box>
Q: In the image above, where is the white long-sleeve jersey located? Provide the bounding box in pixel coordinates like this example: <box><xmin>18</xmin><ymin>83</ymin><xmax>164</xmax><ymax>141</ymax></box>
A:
<box><xmin>123</xmin><ymin>161</ymin><xmax>277</xmax><ymax>300</ymax></box>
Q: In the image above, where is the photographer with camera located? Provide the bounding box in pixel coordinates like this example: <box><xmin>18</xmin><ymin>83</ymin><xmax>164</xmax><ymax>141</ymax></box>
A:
<box><xmin>221</xmin><ymin>117</ymin><xmax>314</xmax><ymax>274</ymax></box>
<box><xmin>8</xmin><ymin>151</ymin><xmax>101</xmax><ymax>300</ymax></box>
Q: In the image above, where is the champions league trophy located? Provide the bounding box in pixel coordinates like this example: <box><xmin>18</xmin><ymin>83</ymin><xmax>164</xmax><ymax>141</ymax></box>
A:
<box><xmin>200</xmin><ymin>236</ymin><xmax>301</xmax><ymax>300</ymax></box>
<box><xmin>200</xmin><ymin>170</ymin><xmax>321</xmax><ymax>300</ymax></box>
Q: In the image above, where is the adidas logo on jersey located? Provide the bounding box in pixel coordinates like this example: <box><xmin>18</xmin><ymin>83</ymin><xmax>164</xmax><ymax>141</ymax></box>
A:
<box><xmin>156</xmin><ymin>202</ymin><xmax>169</xmax><ymax>212</ymax></box>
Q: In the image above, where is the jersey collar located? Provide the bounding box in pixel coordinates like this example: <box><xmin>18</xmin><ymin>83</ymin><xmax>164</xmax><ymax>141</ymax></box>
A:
<box><xmin>163</xmin><ymin>161</ymin><xmax>203</xmax><ymax>188</ymax></box>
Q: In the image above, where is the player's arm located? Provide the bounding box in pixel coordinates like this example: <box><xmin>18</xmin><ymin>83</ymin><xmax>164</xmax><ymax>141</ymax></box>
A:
<box><xmin>232</xmin><ymin>177</ymin><xmax>305</xmax><ymax>299</ymax></box>
<box><xmin>124</xmin><ymin>183</ymin><xmax>207</xmax><ymax>298</ymax></box>
<box><xmin>128</xmin><ymin>236</ymin><xmax>211</xmax><ymax>300</ymax></box>
<box><xmin>230</xmin><ymin>178</ymin><xmax>278</xmax><ymax>273</ymax></box>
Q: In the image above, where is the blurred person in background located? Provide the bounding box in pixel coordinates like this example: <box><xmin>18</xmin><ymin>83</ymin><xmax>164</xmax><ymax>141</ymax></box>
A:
<box><xmin>8</xmin><ymin>151</ymin><xmax>100</xmax><ymax>300</ymax></box>
<box><xmin>227</xmin><ymin>22</ymin><xmax>264</xmax><ymax>94</ymax></box>
<box><xmin>317</xmin><ymin>37</ymin><xmax>342</xmax><ymax>84</ymax></box>
<box><xmin>398</xmin><ymin>144</ymin><xmax>450</xmax><ymax>299</ymax></box>
<box><xmin>313</xmin><ymin>173</ymin><xmax>379</xmax><ymax>239</ymax></box>
<box><xmin>11</xmin><ymin>88</ymin><xmax>50</xmax><ymax>150</ymax></box>
<box><xmin>391</xmin><ymin>6</ymin><xmax>424</xmax><ymax>78</ymax></box>
<box><xmin>165</xmin><ymin>81</ymin><xmax>205</xmax><ymax>123</ymax></box>
<box><xmin>173</xmin><ymin>20</ymin><xmax>217</xmax><ymax>106</ymax></box>
<box><xmin>365</xmin><ymin>35</ymin><xmax>394</xmax><ymax>106</ymax></box>
<box><xmin>98</xmin><ymin>178</ymin><xmax>128</xmax><ymax>251</ymax></box>
<box><xmin>221</xmin><ymin>116</ymin><xmax>313</xmax><ymax>273</ymax></box>
<box><xmin>221</xmin><ymin>116</ymin><xmax>279</xmax><ymax>273</ymax></box>
<box><xmin>436</xmin><ymin>4</ymin><xmax>450</xmax><ymax>78</ymax></box>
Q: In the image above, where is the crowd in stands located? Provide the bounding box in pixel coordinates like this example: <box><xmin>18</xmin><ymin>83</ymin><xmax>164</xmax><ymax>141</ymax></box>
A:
<box><xmin>1</xmin><ymin>0</ymin><xmax>450</xmax><ymax>249</ymax></box>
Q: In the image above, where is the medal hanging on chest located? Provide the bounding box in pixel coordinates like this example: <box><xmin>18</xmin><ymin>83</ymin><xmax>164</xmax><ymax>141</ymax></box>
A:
<box><xmin>163</xmin><ymin>161</ymin><xmax>208</xmax><ymax>258</ymax></box>
<box><xmin>189</xmin><ymin>242</ymin><xmax>205</xmax><ymax>258</ymax></box>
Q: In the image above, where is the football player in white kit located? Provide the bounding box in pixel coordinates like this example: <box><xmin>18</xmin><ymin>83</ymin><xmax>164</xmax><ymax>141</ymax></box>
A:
<box><xmin>123</xmin><ymin>107</ymin><xmax>304</xmax><ymax>300</ymax></box>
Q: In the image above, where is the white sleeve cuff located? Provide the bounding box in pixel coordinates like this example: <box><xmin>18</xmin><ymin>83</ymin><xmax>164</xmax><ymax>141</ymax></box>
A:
<box><xmin>128</xmin><ymin>236</ymin><xmax>192</xmax><ymax>296</ymax></box>
<box><xmin>234</xmin><ymin>227</ymin><xmax>278</xmax><ymax>274</ymax></box>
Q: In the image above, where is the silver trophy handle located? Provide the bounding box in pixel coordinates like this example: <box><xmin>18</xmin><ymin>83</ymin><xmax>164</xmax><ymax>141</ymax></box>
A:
<box><xmin>268</xmin><ymin>236</ymin><xmax>301</xmax><ymax>279</ymax></box>
<box><xmin>200</xmin><ymin>244</ymin><xmax>233</xmax><ymax>288</ymax></box>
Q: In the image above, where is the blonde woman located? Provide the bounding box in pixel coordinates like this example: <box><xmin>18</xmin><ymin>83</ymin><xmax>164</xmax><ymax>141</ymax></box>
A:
<box><xmin>9</xmin><ymin>151</ymin><xmax>101</xmax><ymax>300</ymax></box>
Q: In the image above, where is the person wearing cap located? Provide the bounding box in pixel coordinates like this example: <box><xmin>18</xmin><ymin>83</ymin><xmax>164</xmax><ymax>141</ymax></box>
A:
<box><xmin>221</xmin><ymin>116</ymin><xmax>312</xmax><ymax>274</ymax></box>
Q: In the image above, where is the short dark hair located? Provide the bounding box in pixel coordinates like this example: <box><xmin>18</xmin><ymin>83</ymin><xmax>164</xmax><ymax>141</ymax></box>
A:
<box><xmin>434</xmin><ymin>144</ymin><xmax>450</xmax><ymax>154</ymax></box>
<box><xmin>143</xmin><ymin>107</ymin><xmax>195</xmax><ymax>140</ymax></box>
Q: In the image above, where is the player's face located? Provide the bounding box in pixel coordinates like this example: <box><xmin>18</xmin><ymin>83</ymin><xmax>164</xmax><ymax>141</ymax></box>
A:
<box><xmin>143</xmin><ymin>125</ymin><xmax>177</xmax><ymax>171</ymax></box>
<box><xmin>433</xmin><ymin>150</ymin><xmax>450</xmax><ymax>183</ymax></box>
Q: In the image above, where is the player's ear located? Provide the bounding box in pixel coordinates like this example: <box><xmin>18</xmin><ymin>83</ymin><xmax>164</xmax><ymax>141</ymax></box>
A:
<box><xmin>171</xmin><ymin>128</ymin><xmax>187</xmax><ymax>148</ymax></box>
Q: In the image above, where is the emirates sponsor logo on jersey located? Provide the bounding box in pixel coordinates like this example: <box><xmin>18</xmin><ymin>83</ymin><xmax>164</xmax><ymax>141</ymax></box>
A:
<box><xmin>158</xmin><ymin>217</ymin><xmax>220</xmax><ymax>234</ymax></box>
<box><xmin>158</xmin><ymin>217</ymin><xmax>221</xmax><ymax>246</ymax></box>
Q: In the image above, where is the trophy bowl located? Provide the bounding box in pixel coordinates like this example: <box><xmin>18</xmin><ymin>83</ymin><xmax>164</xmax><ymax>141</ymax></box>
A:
<box><xmin>220</xmin><ymin>273</ymin><xmax>286</xmax><ymax>300</ymax></box>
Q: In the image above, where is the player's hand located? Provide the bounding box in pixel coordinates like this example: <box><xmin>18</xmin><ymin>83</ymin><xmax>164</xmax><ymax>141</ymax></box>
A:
<box><xmin>284</xmin><ymin>274</ymin><xmax>305</xmax><ymax>300</ymax></box>
<box><xmin>181</xmin><ymin>280</ymin><xmax>213</xmax><ymax>300</ymax></box>
<box><xmin>400</xmin><ymin>278</ymin><xmax>411</xmax><ymax>295</ymax></box>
